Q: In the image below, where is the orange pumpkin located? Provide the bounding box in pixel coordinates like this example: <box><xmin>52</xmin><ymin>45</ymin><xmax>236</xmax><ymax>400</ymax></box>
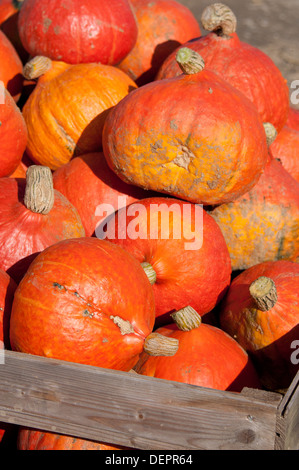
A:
<box><xmin>117</xmin><ymin>0</ymin><xmax>201</xmax><ymax>86</ymax></box>
<box><xmin>209</xmin><ymin>124</ymin><xmax>299</xmax><ymax>271</ymax></box>
<box><xmin>22</xmin><ymin>57</ymin><xmax>137</xmax><ymax>170</ymax></box>
<box><xmin>9</xmin><ymin>237</ymin><xmax>178</xmax><ymax>371</ymax></box>
<box><xmin>135</xmin><ymin>306</ymin><xmax>261</xmax><ymax>392</ymax></box>
<box><xmin>103</xmin><ymin>47</ymin><xmax>268</xmax><ymax>206</ymax></box>
<box><xmin>0</xmin><ymin>166</ymin><xmax>85</xmax><ymax>283</ymax></box>
<box><xmin>156</xmin><ymin>3</ymin><xmax>289</xmax><ymax>133</ymax></box>
<box><xmin>220</xmin><ymin>260</ymin><xmax>299</xmax><ymax>390</ymax></box>
<box><xmin>103</xmin><ymin>197</ymin><xmax>231</xmax><ymax>325</ymax></box>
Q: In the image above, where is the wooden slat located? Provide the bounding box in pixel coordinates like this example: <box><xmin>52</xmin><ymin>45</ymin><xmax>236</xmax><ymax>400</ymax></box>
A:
<box><xmin>0</xmin><ymin>350</ymin><xmax>283</xmax><ymax>450</ymax></box>
<box><xmin>275</xmin><ymin>371</ymin><xmax>299</xmax><ymax>450</ymax></box>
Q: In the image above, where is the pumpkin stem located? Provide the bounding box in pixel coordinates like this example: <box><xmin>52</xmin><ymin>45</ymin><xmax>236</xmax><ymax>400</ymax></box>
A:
<box><xmin>176</xmin><ymin>47</ymin><xmax>205</xmax><ymax>75</ymax></box>
<box><xmin>249</xmin><ymin>276</ymin><xmax>278</xmax><ymax>311</ymax></box>
<box><xmin>23</xmin><ymin>56</ymin><xmax>52</xmax><ymax>80</ymax></box>
<box><xmin>143</xmin><ymin>332</ymin><xmax>179</xmax><ymax>357</ymax></box>
<box><xmin>201</xmin><ymin>3</ymin><xmax>237</xmax><ymax>38</ymax></box>
<box><xmin>141</xmin><ymin>261</ymin><xmax>157</xmax><ymax>285</ymax></box>
<box><xmin>171</xmin><ymin>306</ymin><xmax>202</xmax><ymax>331</ymax></box>
<box><xmin>24</xmin><ymin>166</ymin><xmax>55</xmax><ymax>215</ymax></box>
<box><xmin>263</xmin><ymin>123</ymin><xmax>278</xmax><ymax>147</ymax></box>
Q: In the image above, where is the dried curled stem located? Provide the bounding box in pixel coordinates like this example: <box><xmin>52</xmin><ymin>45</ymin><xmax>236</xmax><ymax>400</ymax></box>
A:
<box><xmin>201</xmin><ymin>3</ymin><xmax>237</xmax><ymax>38</ymax></box>
<box><xmin>171</xmin><ymin>306</ymin><xmax>201</xmax><ymax>331</ymax></box>
<box><xmin>176</xmin><ymin>47</ymin><xmax>205</xmax><ymax>75</ymax></box>
<box><xmin>24</xmin><ymin>166</ymin><xmax>55</xmax><ymax>215</ymax></box>
<box><xmin>23</xmin><ymin>56</ymin><xmax>52</xmax><ymax>80</ymax></box>
<box><xmin>141</xmin><ymin>262</ymin><xmax>157</xmax><ymax>285</ymax></box>
<box><xmin>143</xmin><ymin>333</ymin><xmax>179</xmax><ymax>357</ymax></box>
<box><xmin>249</xmin><ymin>276</ymin><xmax>278</xmax><ymax>311</ymax></box>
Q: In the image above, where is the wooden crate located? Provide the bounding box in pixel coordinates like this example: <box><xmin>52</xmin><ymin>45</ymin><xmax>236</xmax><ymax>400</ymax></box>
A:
<box><xmin>0</xmin><ymin>350</ymin><xmax>298</xmax><ymax>450</ymax></box>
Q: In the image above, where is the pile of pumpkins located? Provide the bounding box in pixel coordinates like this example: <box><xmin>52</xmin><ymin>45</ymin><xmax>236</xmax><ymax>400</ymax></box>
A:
<box><xmin>0</xmin><ymin>0</ymin><xmax>298</xmax><ymax>451</ymax></box>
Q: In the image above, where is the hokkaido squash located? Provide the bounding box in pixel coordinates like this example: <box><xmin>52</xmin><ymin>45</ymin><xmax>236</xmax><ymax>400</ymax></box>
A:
<box><xmin>156</xmin><ymin>3</ymin><xmax>289</xmax><ymax>133</ymax></box>
<box><xmin>210</xmin><ymin>124</ymin><xmax>299</xmax><ymax>271</ymax></box>
<box><xmin>103</xmin><ymin>197</ymin><xmax>231</xmax><ymax>325</ymax></box>
<box><xmin>52</xmin><ymin>153</ymin><xmax>154</xmax><ymax>237</ymax></box>
<box><xmin>220</xmin><ymin>260</ymin><xmax>299</xmax><ymax>390</ymax></box>
<box><xmin>17</xmin><ymin>0</ymin><xmax>138</xmax><ymax>65</ymax></box>
<box><xmin>269</xmin><ymin>125</ymin><xmax>299</xmax><ymax>183</ymax></box>
<box><xmin>22</xmin><ymin>56</ymin><xmax>137</xmax><ymax>170</ymax></box>
<box><xmin>117</xmin><ymin>0</ymin><xmax>201</xmax><ymax>86</ymax></box>
<box><xmin>17</xmin><ymin>427</ymin><xmax>129</xmax><ymax>450</ymax></box>
<box><xmin>103</xmin><ymin>47</ymin><xmax>268</xmax><ymax>206</ymax></box>
<box><xmin>135</xmin><ymin>306</ymin><xmax>261</xmax><ymax>392</ymax></box>
<box><xmin>0</xmin><ymin>28</ymin><xmax>23</xmax><ymax>100</ymax></box>
<box><xmin>0</xmin><ymin>87</ymin><xmax>27</xmax><ymax>177</ymax></box>
<box><xmin>0</xmin><ymin>165</ymin><xmax>85</xmax><ymax>283</ymax></box>
<box><xmin>9</xmin><ymin>237</ymin><xmax>178</xmax><ymax>371</ymax></box>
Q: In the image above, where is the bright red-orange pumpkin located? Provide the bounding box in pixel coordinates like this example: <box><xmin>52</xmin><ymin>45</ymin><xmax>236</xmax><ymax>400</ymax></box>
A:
<box><xmin>117</xmin><ymin>0</ymin><xmax>201</xmax><ymax>86</ymax></box>
<box><xmin>269</xmin><ymin>125</ymin><xmax>299</xmax><ymax>183</ymax></box>
<box><xmin>52</xmin><ymin>153</ymin><xmax>155</xmax><ymax>237</ymax></box>
<box><xmin>17</xmin><ymin>427</ymin><xmax>129</xmax><ymax>450</ymax></box>
<box><xmin>103</xmin><ymin>47</ymin><xmax>269</xmax><ymax>206</ymax></box>
<box><xmin>0</xmin><ymin>28</ymin><xmax>23</xmax><ymax>100</ymax></box>
<box><xmin>0</xmin><ymin>87</ymin><xmax>27</xmax><ymax>177</ymax></box>
<box><xmin>156</xmin><ymin>3</ymin><xmax>289</xmax><ymax>133</ymax></box>
<box><xmin>0</xmin><ymin>166</ymin><xmax>85</xmax><ymax>283</ymax></box>
<box><xmin>0</xmin><ymin>0</ymin><xmax>28</xmax><ymax>64</ymax></box>
<box><xmin>220</xmin><ymin>260</ymin><xmax>299</xmax><ymax>390</ymax></box>
<box><xmin>135</xmin><ymin>306</ymin><xmax>261</xmax><ymax>392</ymax></box>
<box><xmin>104</xmin><ymin>197</ymin><xmax>231</xmax><ymax>325</ymax></box>
<box><xmin>9</xmin><ymin>237</ymin><xmax>159</xmax><ymax>371</ymax></box>
<box><xmin>18</xmin><ymin>0</ymin><xmax>138</xmax><ymax>65</ymax></box>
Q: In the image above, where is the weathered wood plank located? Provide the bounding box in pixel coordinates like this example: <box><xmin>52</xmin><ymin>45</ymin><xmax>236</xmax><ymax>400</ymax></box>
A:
<box><xmin>0</xmin><ymin>350</ymin><xmax>283</xmax><ymax>450</ymax></box>
<box><xmin>276</xmin><ymin>372</ymin><xmax>299</xmax><ymax>450</ymax></box>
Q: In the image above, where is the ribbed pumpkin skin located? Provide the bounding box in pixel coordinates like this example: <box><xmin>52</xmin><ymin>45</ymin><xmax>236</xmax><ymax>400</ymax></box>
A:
<box><xmin>117</xmin><ymin>0</ymin><xmax>201</xmax><ymax>85</ymax></box>
<box><xmin>0</xmin><ymin>177</ymin><xmax>85</xmax><ymax>282</ymax></box>
<box><xmin>0</xmin><ymin>28</ymin><xmax>23</xmax><ymax>100</ymax></box>
<box><xmin>102</xmin><ymin>69</ymin><xmax>268</xmax><ymax>206</ymax></box>
<box><xmin>210</xmin><ymin>158</ymin><xmax>299</xmax><ymax>271</ymax></box>
<box><xmin>104</xmin><ymin>197</ymin><xmax>231</xmax><ymax>323</ymax></box>
<box><xmin>0</xmin><ymin>88</ymin><xmax>27</xmax><ymax>177</ymax></box>
<box><xmin>287</xmin><ymin>107</ymin><xmax>299</xmax><ymax>131</ymax></box>
<box><xmin>18</xmin><ymin>0</ymin><xmax>138</xmax><ymax>65</ymax></box>
<box><xmin>52</xmin><ymin>153</ymin><xmax>153</xmax><ymax>237</ymax></box>
<box><xmin>135</xmin><ymin>322</ymin><xmax>261</xmax><ymax>392</ymax></box>
<box><xmin>220</xmin><ymin>260</ymin><xmax>299</xmax><ymax>390</ymax></box>
<box><xmin>22</xmin><ymin>62</ymin><xmax>137</xmax><ymax>170</ymax></box>
<box><xmin>9</xmin><ymin>238</ymin><xmax>155</xmax><ymax>371</ymax></box>
<box><xmin>156</xmin><ymin>33</ymin><xmax>289</xmax><ymax>133</ymax></box>
<box><xmin>17</xmin><ymin>428</ymin><xmax>127</xmax><ymax>450</ymax></box>
<box><xmin>269</xmin><ymin>126</ymin><xmax>299</xmax><ymax>183</ymax></box>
